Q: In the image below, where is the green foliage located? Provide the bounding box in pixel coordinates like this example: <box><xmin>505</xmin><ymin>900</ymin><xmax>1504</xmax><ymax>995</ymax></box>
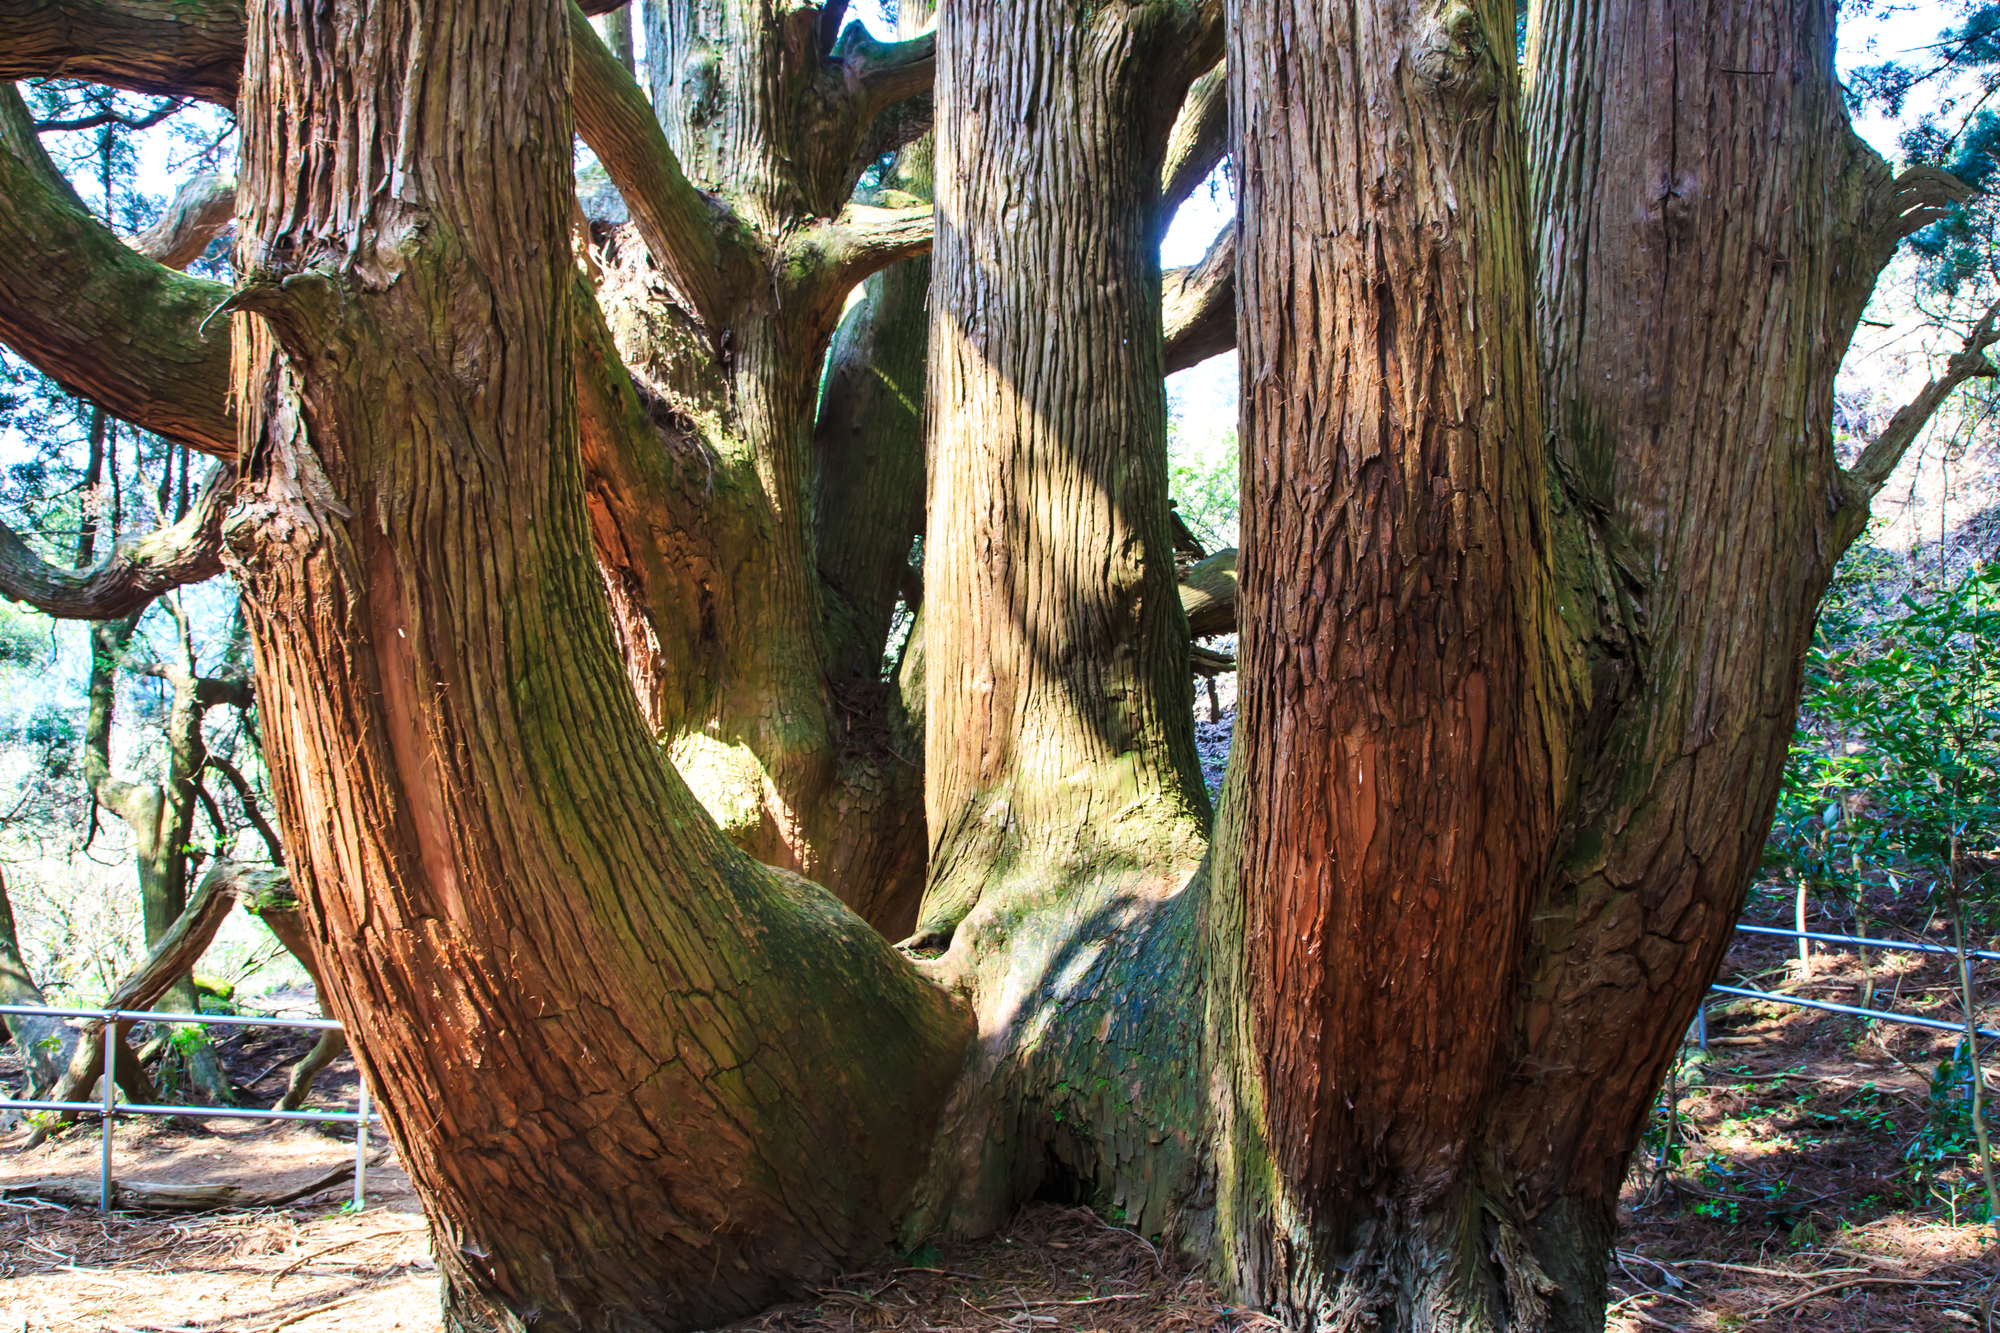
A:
<box><xmin>1769</xmin><ymin>555</ymin><xmax>2000</xmax><ymax>922</ymax></box>
<box><xmin>1167</xmin><ymin>425</ymin><xmax>1237</xmax><ymax>552</ymax></box>
<box><xmin>0</xmin><ymin>602</ymin><xmax>51</xmax><ymax>668</ymax></box>
<box><xmin>1845</xmin><ymin>4</ymin><xmax>2000</xmax><ymax>292</ymax></box>
<box><xmin>1906</xmin><ymin>1042</ymin><xmax>1996</xmax><ymax>1213</ymax></box>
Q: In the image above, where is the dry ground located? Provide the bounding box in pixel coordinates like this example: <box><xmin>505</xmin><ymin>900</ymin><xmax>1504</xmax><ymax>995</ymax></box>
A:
<box><xmin>0</xmin><ymin>885</ymin><xmax>1994</xmax><ymax>1332</ymax></box>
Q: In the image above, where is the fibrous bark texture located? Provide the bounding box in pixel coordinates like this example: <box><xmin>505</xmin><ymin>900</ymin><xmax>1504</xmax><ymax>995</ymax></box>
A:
<box><xmin>1210</xmin><ymin>0</ymin><xmax>1566</xmax><ymax>1321</ymax></box>
<box><xmin>909</xmin><ymin>0</ymin><xmax>1222</xmax><ymax>1244</ymax></box>
<box><xmin>1205</xmin><ymin>0</ymin><xmax>1947</xmax><ymax>1326</ymax></box>
<box><xmin>222</xmin><ymin>0</ymin><xmax>967</xmax><ymax>1327</ymax></box>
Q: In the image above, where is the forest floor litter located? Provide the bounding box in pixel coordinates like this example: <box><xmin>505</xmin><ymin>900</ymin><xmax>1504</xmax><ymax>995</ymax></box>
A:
<box><xmin>0</xmin><ymin>859</ymin><xmax>1996</xmax><ymax>1330</ymax></box>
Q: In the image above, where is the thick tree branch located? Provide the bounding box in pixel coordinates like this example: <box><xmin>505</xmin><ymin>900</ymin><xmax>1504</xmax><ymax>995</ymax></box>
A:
<box><xmin>0</xmin><ymin>87</ymin><xmax>235</xmax><ymax>455</ymax></box>
<box><xmin>0</xmin><ymin>464</ymin><xmax>233</xmax><ymax>620</ymax></box>
<box><xmin>1836</xmin><ymin>297</ymin><xmax>2000</xmax><ymax>542</ymax></box>
<box><xmin>131</xmin><ymin>173</ymin><xmax>234</xmax><ymax>268</ymax></box>
<box><xmin>1163</xmin><ymin>222</ymin><xmax>1236</xmax><ymax>374</ymax></box>
<box><xmin>811</xmin><ymin>203</ymin><xmax>934</xmax><ymax>294</ymax></box>
<box><xmin>831</xmin><ymin>23</ymin><xmax>936</xmax><ymax>116</ymax></box>
<box><xmin>568</xmin><ymin>0</ymin><xmax>734</xmax><ymax>329</ymax></box>
<box><xmin>136</xmin><ymin>660</ymin><xmax>254</xmax><ymax>710</ymax></box>
<box><xmin>1161</xmin><ymin>62</ymin><xmax>1227</xmax><ymax>216</ymax></box>
<box><xmin>1179</xmin><ymin>547</ymin><xmax>1236</xmax><ymax>638</ymax></box>
<box><xmin>0</xmin><ymin>0</ymin><xmax>243</xmax><ymax>103</ymax></box>
<box><xmin>0</xmin><ymin>0</ymin><xmax>723</xmax><ymax>322</ymax></box>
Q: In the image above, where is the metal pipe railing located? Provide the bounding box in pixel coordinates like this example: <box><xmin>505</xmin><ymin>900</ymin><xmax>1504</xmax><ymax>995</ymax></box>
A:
<box><xmin>0</xmin><ymin>1003</ymin><xmax>373</xmax><ymax>1211</ymax></box>
<box><xmin>1734</xmin><ymin>921</ymin><xmax>2000</xmax><ymax>963</ymax></box>
<box><xmin>1705</xmin><ymin>921</ymin><xmax>1996</xmax><ymax>1048</ymax></box>
<box><xmin>1708</xmin><ymin>983</ymin><xmax>2000</xmax><ymax>1041</ymax></box>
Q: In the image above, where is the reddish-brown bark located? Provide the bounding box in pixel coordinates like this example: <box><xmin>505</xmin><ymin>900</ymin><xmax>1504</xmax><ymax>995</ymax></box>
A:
<box><xmin>220</xmin><ymin>0</ymin><xmax>967</xmax><ymax>1326</ymax></box>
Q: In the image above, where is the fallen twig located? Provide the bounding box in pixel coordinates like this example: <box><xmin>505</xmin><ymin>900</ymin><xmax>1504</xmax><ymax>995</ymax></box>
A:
<box><xmin>270</xmin><ymin>1222</ymin><xmax>428</xmax><ymax>1288</ymax></box>
<box><xmin>242</xmin><ymin>1290</ymin><xmax>370</xmax><ymax>1333</ymax></box>
<box><xmin>1760</xmin><ymin>1275</ymin><xmax>1960</xmax><ymax>1319</ymax></box>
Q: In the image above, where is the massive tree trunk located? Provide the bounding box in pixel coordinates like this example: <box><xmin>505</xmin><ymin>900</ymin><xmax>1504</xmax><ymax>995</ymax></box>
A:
<box><xmin>1204</xmin><ymin>0</ymin><xmax>1963</xmax><ymax>1327</ymax></box>
<box><xmin>907</xmin><ymin>0</ymin><xmax>1224</xmax><ymax>1240</ymax></box>
<box><xmin>221</xmin><ymin>0</ymin><xmax>967</xmax><ymax>1326</ymax></box>
<box><xmin>1209</xmin><ymin>0</ymin><xmax>1564</xmax><ymax>1319</ymax></box>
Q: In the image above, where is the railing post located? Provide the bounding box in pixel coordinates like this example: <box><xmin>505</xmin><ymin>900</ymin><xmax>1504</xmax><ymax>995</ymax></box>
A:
<box><xmin>353</xmin><ymin>1077</ymin><xmax>369</xmax><ymax>1210</ymax></box>
<box><xmin>99</xmin><ymin>1009</ymin><xmax>116</xmax><ymax>1212</ymax></box>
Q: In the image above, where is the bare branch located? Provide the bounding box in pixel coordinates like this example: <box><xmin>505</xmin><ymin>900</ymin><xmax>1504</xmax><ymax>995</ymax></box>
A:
<box><xmin>1163</xmin><ymin>222</ymin><xmax>1235</xmax><ymax>374</ymax></box>
<box><xmin>32</xmin><ymin>97</ymin><xmax>183</xmax><ymax>134</ymax></box>
<box><xmin>207</xmin><ymin>752</ymin><xmax>285</xmax><ymax>865</ymax></box>
<box><xmin>0</xmin><ymin>86</ymin><xmax>235</xmax><ymax>456</ymax></box>
<box><xmin>131</xmin><ymin>173</ymin><xmax>234</xmax><ymax>268</ymax></box>
<box><xmin>0</xmin><ymin>0</ymin><xmax>245</xmax><ymax>104</ymax></box>
<box><xmin>0</xmin><ymin>463</ymin><xmax>234</xmax><ymax>620</ymax></box>
<box><xmin>1837</xmin><ymin>298</ymin><xmax>2000</xmax><ymax>542</ymax></box>
<box><xmin>567</xmin><ymin>1</ymin><xmax>737</xmax><ymax>329</ymax></box>
<box><xmin>1162</xmin><ymin>62</ymin><xmax>1227</xmax><ymax>217</ymax></box>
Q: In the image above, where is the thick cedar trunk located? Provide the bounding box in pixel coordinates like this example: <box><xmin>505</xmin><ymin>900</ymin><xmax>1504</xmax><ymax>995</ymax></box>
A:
<box><xmin>1210</xmin><ymin>0</ymin><xmax>1566</xmax><ymax>1319</ymax></box>
<box><xmin>1208</xmin><ymin>0</ymin><xmax>1920</xmax><ymax>1326</ymax></box>
<box><xmin>567</xmin><ymin>1</ymin><xmax>939</xmax><ymax>922</ymax></box>
<box><xmin>908</xmin><ymin>0</ymin><xmax>1222</xmax><ymax>1240</ymax></box>
<box><xmin>1484</xmin><ymin>1</ymin><xmax>1902</xmax><ymax>1320</ymax></box>
<box><xmin>223</xmin><ymin>0</ymin><xmax>967</xmax><ymax>1327</ymax></box>
<box><xmin>806</xmin><ymin>5</ymin><xmax>936</xmax><ymax>939</ymax></box>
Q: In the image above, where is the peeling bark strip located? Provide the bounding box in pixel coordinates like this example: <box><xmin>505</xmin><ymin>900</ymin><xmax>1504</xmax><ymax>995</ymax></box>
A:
<box><xmin>224</xmin><ymin>0</ymin><xmax>967</xmax><ymax>1327</ymax></box>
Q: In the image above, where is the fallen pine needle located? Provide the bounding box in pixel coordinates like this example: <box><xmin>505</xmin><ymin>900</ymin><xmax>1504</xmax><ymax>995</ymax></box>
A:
<box><xmin>969</xmin><ymin>1293</ymin><xmax>1149</xmax><ymax>1311</ymax></box>
<box><xmin>1679</xmin><ymin>1259</ymin><xmax>1866</xmax><ymax>1280</ymax></box>
<box><xmin>1619</xmin><ymin>1308</ymin><xmax>1682</xmax><ymax>1332</ymax></box>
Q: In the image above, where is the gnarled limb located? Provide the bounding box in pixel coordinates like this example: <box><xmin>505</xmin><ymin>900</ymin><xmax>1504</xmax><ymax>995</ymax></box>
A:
<box><xmin>828</xmin><ymin>23</ymin><xmax>936</xmax><ymax>123</ymax></box>
<box><xmin>131</xmin><ymin>174</ymin><xmax>234</xmax><ymax>268</ymax></box>
<box><xmin>0</xmin><ymin>0</ymin><xmax>243</xmax><ymax>103</ymax></box>
<box><xmin>1161</xmin><ymin>61</ymin><xmax>1226</xmax><ymax>215</ymax></box>
<box><xmin>28</xmin><ymin>860</ymin><xmax>284</xmax><ymax>1128</ymax></box>
<box><xmin>0</xmin><ymin>465</ymin><xmax>234</xmax><ymax>620</ymax></box>
<box><xmin>0</xmin><ymin>86</ymin><xmax>235</xmax><ymax>456</ymax></box>
<box><xmin>567</xmin><ymin>1</ymin><xmax>740</xmax><ymax>329</ymax></box>
<box><xmin>1162</xmin><ymin>222</ymin><xmax>1234</xmax><ymax>373</ymax></box>
<box><xmin>808</xmin><ymin>203</ymin><xmax>934</xmax><ymax>296</ymax></box>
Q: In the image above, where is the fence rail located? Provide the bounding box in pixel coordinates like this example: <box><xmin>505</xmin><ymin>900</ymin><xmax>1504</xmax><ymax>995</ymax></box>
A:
<box><xmin>0</xmin><ymin>1003</ymin><xmax>372</xmax><ymax>1211</ymax></box>
<box><xmin>3</xmin><ymin>920</ymin><xmax>1990</xmax><ymax>1214</ymax></box>
<box><xmin>1705</xmin><ymin>922</ymin><xmax>1998</xmax><ymax>1047</ymax></box>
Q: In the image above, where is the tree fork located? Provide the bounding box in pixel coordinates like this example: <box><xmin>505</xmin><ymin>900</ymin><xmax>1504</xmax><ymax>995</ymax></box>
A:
<box><xmin>222</xmin><ymin>0</ymin><xmax>968</xmax><ymax>1324</ymax></box>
